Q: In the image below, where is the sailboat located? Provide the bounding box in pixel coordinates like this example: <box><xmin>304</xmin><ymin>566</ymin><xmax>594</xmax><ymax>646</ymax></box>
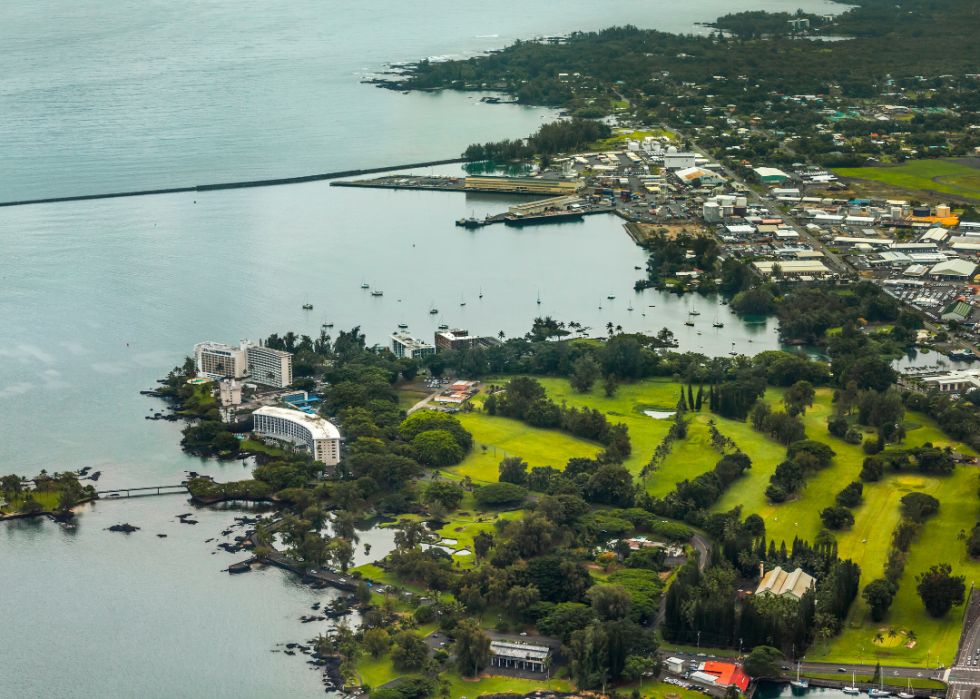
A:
<box><xmin>321</xmin><ymin>314</ymin><xmax>333</xmax><ymax>329</ymax></box>
<box><xmin>607</xmin><ymin>293</ymin><xmax>616</xmax><ymax>300</ymax></box>
<box><xmin>713</xmin><ymin>314</ymin><xmax>724</xmax><ymax>328</ymax></box>
<box><xmin>790</xmin><ymin>663</ymin><xmax>809</xmax><ymax>689</ymax></box>
<box><xmin>628</xmin><ymin>302</ymin><xmax>634</xmax><ymax>311</ymax></box>
<box><xmin>869</xmin><ymin>675</ymin><xmax>890</xmax><ymax>698</ymax></box>
<box><xmin>729</xmin><ymin>340</ymin><xmax>737</xmax><ymax>356</ymax></box>
<box><xmin>684</xmin><ymin>311</ymin><xmax>695</xmax><ymax>327</ymax></box>
<box><xmin>479</xmin><ymin>286</ymin><xmax>483</xmax><ymax>299</ymax></box>
<box><xmin>843</xmin><ymin>672</ymin><xmax>860</xmax><ymax>695</ymax></box>
<box><xmin>429</xmin><ymin>302</ymin><xmax>438</xmax><ymax>315</ymax></box>
<box><xmin>689</xmin><ymin>309</ymin><xmax>700</xmax><ymax>316</ymax></box>
<box><xmin>370</xmin><ymin>281</ymin><xmax>383</xmax><ymax>296</ymax></box>
<box><xmin>460</xmin><ymin>293</ymin><xmax>466</xmax><ymax>306</ymax></box>
<box><xmin>302</xmin><ymin>295</ymin><xmax>313</xmax><ymax>310</ymax></box>
<box><xmin>537</xmin><ymin>291</ymin><xmax>541</xmax><ymax>305</ymax></box>
<box><xmin>361</xmin><ymin>277</ymin><xmax>370</xmax><ymax>289</ymax></box>
<box><xmin>896</xmin><ymin>679</ymin><xmax>913</xmax><ymax>699</ymax></box>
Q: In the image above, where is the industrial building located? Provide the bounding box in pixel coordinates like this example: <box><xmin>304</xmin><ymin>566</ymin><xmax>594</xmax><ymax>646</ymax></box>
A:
<box><xmin>487</xmin><ymin>641</ymin><xmax>551</xmax><ymax>674</ymax></box>
<box><xmin>753</xmin><ymin>260</ymin><xmax>832</xmax><ymax>277</ymax></box>
<box><xmin>252</xmin><ymin>406</ymin><xmax>341</xmax><ymax>465</ymax></box>
<box><xmin>507</xmin><ymin>195</ymin><xmax>583</xmax><ymax>216</ymax></box>
<box><xmin>674</xmin><ymin>166</ymin><xmax>726</xmax><ymax>186</ymax></box>
<box><xmin>755</xmin><ymin>167</ymin><xmax>790</xmax><ymax>183</ymax></box>
<box><xmin>930</xmin><ymin>259</ymin><xmax>976</xmax><ymax>280</ymax></box>
<box><xmin>463</xmin><ymin>176</ymin><xmax>583</xmax><ymax>195</ymax></box>
<box><xmin>941</xmin><ymin>300</ymin><xmax>973</xmax><ymax>322</ymax></box>
<box><xmin>662</xmin><ymin>146</ymin><xmax>697</xmax><ymax>170</ymax></box>
<box><xmin>390</xmin><ymin>332</ymin><xmax>436</xmax><ymax>359</ymax></box>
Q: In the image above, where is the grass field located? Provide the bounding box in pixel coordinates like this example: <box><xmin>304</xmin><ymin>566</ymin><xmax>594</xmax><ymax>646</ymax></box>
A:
<box><xmin>715</xmin><ymin>387</ymin><xmax>980</xmax><ymax>667</ymax></box>
<box><xmin>451</xmin><ymin>412</ymin><xmax>603</xmax><ymax>484</ymax></box>
<box><xmin>397</xmin><ymin>390</ymin><xmax>430</xmax><ymax>410</ymax></box>
<box><xmin>0</xmin><ymin>491</ymin><xmax>61</xmax><ymax>515</ymax></box>
<box><xmin>834</xmin><ymin>160</ymin><xmax>980</xmax><ymax>201</ymax></box>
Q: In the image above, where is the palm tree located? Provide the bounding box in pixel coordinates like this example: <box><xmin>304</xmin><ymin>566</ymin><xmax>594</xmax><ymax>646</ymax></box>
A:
<box><xmin>906</xmin><ymin>630</ymin><xmax>917</xmax><ymax>657</ymax></box>
<box><xmin>544</xmin><ymin>657</ymin><xmax>553</xmax><ymax>688</ymax></box>
<box><xmin>873</xmin><ymin>632</ymin><xmax>884</xmax><ymax>645</ymax></box>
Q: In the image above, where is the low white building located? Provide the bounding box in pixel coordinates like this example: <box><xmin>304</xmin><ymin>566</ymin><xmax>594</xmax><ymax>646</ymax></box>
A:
<box><xmin>488</xmin><ymin>641</ymin><xmax>551</xmax><ymax>674</ymax></box>
<box><xmin>663</xmin><ymin>146</ymin><xmax>697</xmax><ymax>170</ymax></box>
<box><xmin>930</xmin><ymin>259</ymin><xmax>976</xmax><ymax>280</ymax></box>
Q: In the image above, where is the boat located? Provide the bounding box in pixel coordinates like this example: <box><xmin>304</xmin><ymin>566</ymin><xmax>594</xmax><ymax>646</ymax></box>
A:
<box><xmin>843</xmin><ymin>672</ymin><xmax>860</xmax><ymax>695</ymax></box>
<box><xmin>628</xmin><ymin>303</ymin><xmax>633</xmax><ymax>311</ymax></box>
<box><xmin>371</xmin><ymin>289</ymin><xmax>383</xmax><ymax>296</ymax></box>
<box><xmin>361</xmin><ymin>277</ymin><xmax>369</xmax><ymax>289</ymax></box>
<box><xmin>790</xmin><ymin>664</ymin><xmax>809</xmax><ymax>690</ymax></box>
<box><xmin>438</xmin><ymin>323</ymin><xmax>449</xmax><ymax>330</ymax></box>
<box><xmin>398</xmin><ymin>323</ymin><xmax>408</xmax><ymax>329</ymax></box>
<box><xmin>429</xmin><ymin>302</ymin><xmax>438</xmax><ymax>315</ymax></box>
<box><xmin>460</xmin><ymin>293</ymin><xmax>466</xmax><ymax>306</ymax></box>
<box><xmin>685</xmin><ymin>320</ymin><xmax>694</xmax><ymax>327</ymax></box>
<box><xmin>537</xmin><ymin>291</ymin><xmax>541</xmax><ymax>305</ymax></box>
<box><xmin>302</xmin><ymin>296</ymin><xmax>313</xmax><ymax>310</ymax></box>
<box><xmin>689</xmin><ymin>310</ymin><xmax>700</xmax><ymax>316</ymax></box>
<box><xmin>479</xmin><ymin>286</ymin><xmax>483</xmax><ymax>299</ymax></box>
<box><xmin>607</xmin><ymin>293</ymin><xmax>616</xmax><ymax>300</ymax></box>
<box><xmin>870</xmin><ymin>689</ymin><xmax>890</xmax><ymax>697</ymax></box>
<box><xmin>321</xmin><ymin>314</ymin><xmax>333</xmax><ymax>329</ymax></box>
<box><xmin>634</xmin><ymin>266</ymin><xmax>642</xmax><ymax>270</ymax></box>
<box><xmin>897</xmin><ymin>679</ymin><xmax>913</xmax><ymax>699</ymax></box>
<box><xmin>729</xmin><ymin>340</ymin><xmax>737</xmax><ymax>356</ymax></box>
<box><xmin>713</xmin><ymin>314</ymin><xmax>724</xmax><ymax>328</ymax></box>
<box><xmin>721</xmin><ymin>299</ymin><xmax>729</xmax><ymax>305</ymax></box>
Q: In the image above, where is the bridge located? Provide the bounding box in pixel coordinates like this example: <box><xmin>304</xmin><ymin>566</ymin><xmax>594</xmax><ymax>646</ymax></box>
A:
<box><xmin>96</xmin><ymin>484</ymin><xmax>188</xmax><ymax>498</ymax></box>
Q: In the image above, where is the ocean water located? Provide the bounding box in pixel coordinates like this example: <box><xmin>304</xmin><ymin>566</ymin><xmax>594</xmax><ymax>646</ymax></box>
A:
<box><xmin>0</xmin><ymin>1</ymin><xmax>848</xmax><ymax>696</ymax></box>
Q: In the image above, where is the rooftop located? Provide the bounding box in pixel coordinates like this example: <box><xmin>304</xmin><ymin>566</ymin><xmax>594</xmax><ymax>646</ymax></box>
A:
<box><xmin>253</xmin><ymin>406</ymin><xmax>340</xmax><ymax>440</ymax></box>
<box><xmin>755</xmin><ymin>566</ymin><xmax>815</xmax><ymax>599</ymax></box>
<box><xmin>490</xmin><ymin>641</ymin><xmax>551</xmax><ymax>661</ymax></box>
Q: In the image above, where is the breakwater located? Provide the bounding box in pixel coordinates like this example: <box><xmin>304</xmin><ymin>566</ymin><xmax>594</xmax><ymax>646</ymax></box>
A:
<box><xmin>0</xmin><ymin>158</ymin><xmax>469</xmax><ymax>209</ymax></box>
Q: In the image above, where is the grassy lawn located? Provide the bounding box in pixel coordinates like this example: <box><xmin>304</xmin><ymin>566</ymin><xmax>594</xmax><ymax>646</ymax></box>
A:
<box><xmin>358</xmin><ymin>654</ymin><xmax>400</xmax><ymax>688</ymax></box>
<box><xmin>834</xmin><ymin>160</ymin><xmax>980</xmax><ymax>201</ymax></box>
<box><xmin>0</xmin><ymin>491</ymin><xmax>61</xmax><ymax>514</ymax></box>
<box><xmin>240</xmin><ymin>439</ymin><xmax>285</xmax><ymax>456</ymax></box>
<box><xmin>451</xmin><ymin>412</ymin><xmax>603</xmax><ymax>483</ymax></box>
<box><xmin>398</xmin><ymin>390</ymin><xmax>430</xmax><ymax>410</ymax></box>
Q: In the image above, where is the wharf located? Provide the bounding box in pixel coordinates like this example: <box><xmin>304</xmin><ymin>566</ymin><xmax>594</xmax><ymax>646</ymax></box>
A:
<box><xmin>457</xmin><ymin>207</ymin><xmax>614</xmax><ymax>229</ymax></box>
<box><xmin>331</xmin><ymin>174</ymin><xmax>589</xmax><ymax>197</ymax></box>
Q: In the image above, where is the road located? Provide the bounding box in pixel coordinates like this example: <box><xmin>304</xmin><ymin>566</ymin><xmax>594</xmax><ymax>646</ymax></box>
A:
<box><xmin>946</xmin><ymin>588</ymin><xmax>980</xmax><ymax>698</ymax></box>
<box><xmin>661</xmin><ymin>122</ymin><xmax>851</xmax><ymax>276</ymax></box>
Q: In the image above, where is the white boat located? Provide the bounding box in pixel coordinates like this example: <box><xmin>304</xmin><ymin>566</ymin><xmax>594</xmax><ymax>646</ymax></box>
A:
<box><xmin>870</xmin><ymin>691</ymin><xmax>890</xmax><ymax>698</ymax></box>
<box><xmin>790</xmin><ymin>664</ymin><xmax>808</xmax><ymax>689</ymax></box>
<box><xmin>398</xmin><ymin>323</ymin><xmax>408</xmax><ymax>329</ymax></box>
<box><xmin>843</xmin><ymin>672</ymin><xmax>860</xmax><ymax>694</ymax></box>
<box><xmin>360</xmin><ymin>277</ymin><xmax>369</xmax><ymax>289</ymax></box>
<box><xmin>897</xmin><ymin>678</ymin><xmax>913</xmax><ymax>698</ymax></box>
<box><xmin>537</xmin><ymin>291</ymin><xmax>541</xmax><ymax>305</ymax></box>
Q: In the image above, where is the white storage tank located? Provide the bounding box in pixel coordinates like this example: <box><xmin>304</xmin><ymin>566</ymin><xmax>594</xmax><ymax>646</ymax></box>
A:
<box><xmin>736</xmin><ymin>196</ymin><xmax>747</xmax><ymax>207</ymax></box>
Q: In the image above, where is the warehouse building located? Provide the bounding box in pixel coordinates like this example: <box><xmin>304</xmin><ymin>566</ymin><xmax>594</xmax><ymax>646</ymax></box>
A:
<box><xmin>753</xmin><ymin>260</ymin><xmax>832</xmax><ymax>277</ymax></box>
<box><xmin>930</xmin><ymin>259</ymin><xmax>977</xmax><ymax>280</ymax></box>
<box><xmin>755</xmin><ymin>167</ymin><xmax>790</xmax><ymax>183</ymax></box>
<box><xmin>463</xmin><ymin>176</ymin><xmax>583</xmax><ymax>195</ymax></box>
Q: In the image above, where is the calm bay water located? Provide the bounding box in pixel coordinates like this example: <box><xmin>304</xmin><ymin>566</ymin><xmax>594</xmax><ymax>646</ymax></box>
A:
<box><xmin>1</xmin><ymin>1</ymin><xmax>846</xmax><ymax>696</ymax></box>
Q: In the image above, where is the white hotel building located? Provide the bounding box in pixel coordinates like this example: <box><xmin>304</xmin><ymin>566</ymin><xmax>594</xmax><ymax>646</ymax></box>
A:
<box><xmin>194</xmin><ymin>340</ymin><xmax>293</xmax><ymax>388</ymax></box>
<box><xmin>252</xmin><ymin>406</ymin><xmax>340</xmax><ymax>465</ymax></box>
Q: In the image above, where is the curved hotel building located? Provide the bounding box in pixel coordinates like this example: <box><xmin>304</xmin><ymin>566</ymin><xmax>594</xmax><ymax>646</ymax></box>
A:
<box><xmin>252</xmin><ymin>406</ymin><xmax>340</xmax><ymax>465</ymax></box>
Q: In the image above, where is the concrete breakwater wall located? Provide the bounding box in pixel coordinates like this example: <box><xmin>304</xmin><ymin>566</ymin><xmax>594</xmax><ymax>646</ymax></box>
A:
<box><xmin>0</xmin><ymin>158</ymin><xmax>469</xmax><ymax>208</ymax></box>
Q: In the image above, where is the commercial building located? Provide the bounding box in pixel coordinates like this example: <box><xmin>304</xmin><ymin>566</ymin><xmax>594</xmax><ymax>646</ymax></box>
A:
<box><xmin>252</xmin><ymin>406</ymin><xmax>341</xmax><ymax>465</ymax></box>
<box><xmin>194</xmin><ymin>340</ymin><xmax>293</xmax><ymax>388</ymax></box>
<box><xmin>488</xmin><ymin>641</ymin><xmax>551</xmax><ymax>674</ymax></box>
<box><xmin>755</xmin><ymin>566</ymin><xmax>815</xmax><ymax>600</ymax></box>
<box><xmin>930</xmin><ymin>259</ymin><xmax>977</xmax><ymax>280</ymax></box>
<box><xmin>920</xmin><ymin>371</ymin><xmax>980</xmax><ymax>394</ymax></box>
<box><xmin>219</xmin><ymin>379</ymin><xmax>242</xmax><ymax>406</ymax></box>
<box><xmin>666</xmin><ymin>657</ymin><xmax>686</xmax><ymax>675</ymax></box>
<box><xmin>674</xmin><ymin>167</ymin><xmax>726</xmax><ymax>186</ymax></box>
<box><xmin>390</xmin><ymin>332</ymin><xmax>436</xmax><ymax>359</ymax></box>
<box><xmin>695</xmin><ymin>662</ymin><xmax>751</xmax><ymax>691</ymax></box>
<box><xmin>463</xmin><ymin>176</ymin><xmax>583</xmax><ymax>195</ymax></box>
<box><xmin>941</xmin><ymin>300</ymin><xmax>972</xmax><ymax>322</ymax></box>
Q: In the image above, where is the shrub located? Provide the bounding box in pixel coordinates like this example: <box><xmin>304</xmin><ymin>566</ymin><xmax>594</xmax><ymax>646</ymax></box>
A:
<box><xmin>835</xmin><ymin>482</ymin><xmax>863</xmax><ymax>508</ymax></box>
<box><xmin>828</xmin><ymin>415</ymin><xmax>849</xmax><ymax>438</ymax></box>
<box><xmin>820</xmin><ymin>506</ymin><xmax>855</xmax><ymax>530</ymax></box>
<box><xmin>844</xmin><ymin>427</ymin><xmax>863</xmax><ymax>444</ymax></box>
<box><xmin>863</xmin><ymin>438</ymin><xmax>882</xmax><ymax>455</ymax></box>
<box><xmin>901</xmin><ymin>492</ymin><xmax>940</xmax><ymax>522</ymax></box>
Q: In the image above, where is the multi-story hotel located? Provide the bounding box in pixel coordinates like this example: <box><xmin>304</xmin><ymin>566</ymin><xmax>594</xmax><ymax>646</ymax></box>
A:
<box><xmin>390</xmin><ymin>332</ymin><xmax>435</xmax><ymax>359</ymax></box>
<box><xmin>252</xmin><ymin>406</ymin><xmax>340</xmax><ymax>465</ymax></box>
<box><xmin>193</xmin><ymin>340</ymin><xmax>293</xmax><ymax>388</ymax></box>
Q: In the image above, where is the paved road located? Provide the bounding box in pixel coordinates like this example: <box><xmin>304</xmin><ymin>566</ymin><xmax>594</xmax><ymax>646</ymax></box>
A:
<box><xmin>406</xmin><ymin>391</ymin><xmax>439</xmax><ymax>415</ymax></box>
<box><xmin>946</xmin><ymin>588</ymin><xmax>980</xmax><ymax>698</ymax></box>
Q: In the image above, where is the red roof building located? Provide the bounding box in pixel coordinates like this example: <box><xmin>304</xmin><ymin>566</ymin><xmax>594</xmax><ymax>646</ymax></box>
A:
<box><xmin>701</xmin><ymin>661</ymin><xmax>750</xmax><ymax>691</ymax></box>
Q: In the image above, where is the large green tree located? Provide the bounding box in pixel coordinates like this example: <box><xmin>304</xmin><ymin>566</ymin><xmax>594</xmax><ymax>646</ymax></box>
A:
<box><xmin>916</xmin><ymin>564</ymin><xmax>966</xmax><ymax>617</ymax></box>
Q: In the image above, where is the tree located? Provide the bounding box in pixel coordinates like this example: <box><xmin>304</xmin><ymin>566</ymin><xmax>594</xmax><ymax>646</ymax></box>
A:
<box><xmin>423</xmin><ymin>480</ymin><xmax>464</xmax><ymax>511</ymax></box>
<box><xmin>333</xmin><ymin>510</ymin><xmax>357</xmax><ymax>540</ymax></box>
<box><xmin>391</xmin><ymin>631</ymin><xmax>430</xmax><ymax>670</ymax></box>
<box><xmin>19</xmin><ymin>494</ymin><xmax>43</xmax><ymax>514</ymax></box>
<box><xmin>570</xmin><ymin>355</ymin><xmax>601</xmax><ymax>393</ymax></box>
<box><xmin>413</xmin><ymin>431</ymin><xmax>465</xmax><ymax>467</ymax></box>
<box><xmin>724</xmin><ymin>686</ymin><xmax>741</xmax><ymax>699</ymax></box>
<box><xmin>742</xmin><ymin>646</ymin><xmax>783</xmax><ymax>677</ymax></box>
<box><xmin>862</xmin><ymin>578</ymin><xmax>897</xmax><ymax>622</ymax></box>
<box><xmin>395</xmin><ymin>520</ymin><xmax>430</xmax><ymax>549</ymax></box>
<box><xmin>835</xmin><ymin>482</ymin><xmax>863</xmax><ymax>508</ymax></box>
<box><xmin>587</xmin><ymin>584</ymin><xmax>632</xmax><ymax>621</ymax></box>
<box><xmin>859</xmin><ymin>456</ymin><xmax>883</xmax><ymax>482</ymax></box>
<box><xmin>453</xmin><ymin>619</ymin><xmax>492</xmax><ymax>676</ymax></box>
<box><xmin>473</xmin><ymin>482</ymin><xmax>527</xmax><ymax>506</ymax></box>
<box><xmin>355</xmin><ymin>582</ymin><xmax>373</xmax><ymax>604</ymax></box>
<box><xmin>624</xmin><ymin>656</ymin><xmax>652</xmax><ymax>683</ymax></box>
<box><xmin>784</xmin><ymin>381</ymin><xmax>815</xmax><ymax>418</ymax></box>
<box><xmin>498</xmin><ymin>456</ymin><xmax>529</xmax><ymax>487</ymax></box>
<box><xmin>474</xmin><ymin>531</ymin><xmax>495</xmax><ymax>561</ymax></box>
<box><xmin>506</xmin><ymin>585</ymin><xmax>541</xmax><ymax>619</ymax></box>
<box><xmin>363</xmin><ymin>628</ymin><xmax>392</xmax><ymax>657</ymax></box>
<box><xmin>0</xmin><ymin>474</ymin><xmax>23</xmax><ymax>499</ymax></box>
<box><xmin>916</xmin><ymin>563</ymin><xmax>966</xmax><ymax>617</ymax></box>
<box><xmin>331</xmin><ymin>538</ymin><xmax>355</xmax><ymax>572</ymax></box>
<box><xmin>604</xmin><ymin>373</ymin><xmax>618</xmax><ymax>397</ymax></box>
<box><xmin>56</xmin><ymin>479</ymin><xmax>83</xmax><ymax>516</ymax></box>
<box><xmin>820</xmin><ymin>506</ymin><xmax>855</xmax><ymax>530</ymax></box>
